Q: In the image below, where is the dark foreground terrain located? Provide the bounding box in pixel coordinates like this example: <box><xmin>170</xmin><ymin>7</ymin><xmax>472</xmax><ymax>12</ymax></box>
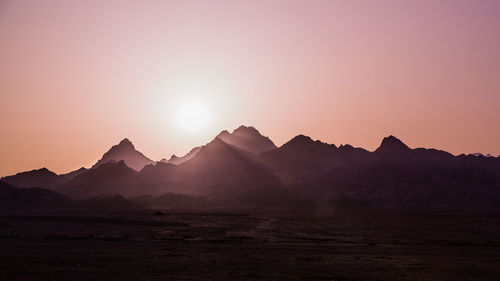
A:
<box><xmin>0</xmin><ymin>208</ymin><xmax>499</xmax><ymax>281</ymax></box>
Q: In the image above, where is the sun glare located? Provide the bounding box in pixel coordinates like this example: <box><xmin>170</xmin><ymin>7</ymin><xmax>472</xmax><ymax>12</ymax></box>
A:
<box><xmin>175</xmin><ymin>99</ymin><xmax>211</xmax><ymax>133</ymax></box>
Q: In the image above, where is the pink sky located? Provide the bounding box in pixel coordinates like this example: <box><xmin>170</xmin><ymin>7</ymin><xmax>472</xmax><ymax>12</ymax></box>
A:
<box><xmin>1</xmin><ymin>0</ymin><xmax>500</xmax><ymax>176</ymax></box>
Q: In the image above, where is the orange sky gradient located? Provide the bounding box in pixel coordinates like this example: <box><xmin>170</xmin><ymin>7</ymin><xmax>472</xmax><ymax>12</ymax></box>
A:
<box><xmin>1</xmin><ymin>0</ymin><xmax>500</xmax><ymax>177</ymax></box>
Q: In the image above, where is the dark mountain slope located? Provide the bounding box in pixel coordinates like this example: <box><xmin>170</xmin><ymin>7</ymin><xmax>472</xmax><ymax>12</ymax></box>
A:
<box><xmin>283</xmin><ymin>136</ymin><xmax>500</xmax><ymax>208</ymax></box>
<box><xmin>60</xmin><ymin>161</ymin><xmax>144</xmax><ymax>199</ymax></box>
<box><xmin>1</xmin><ymin>167</ymin><xmax>66</xmax><ymax>189</ymax></box>
<box><xmin>321</xmin><ymin>161</ymin><xmax>500</xmax><ymax>208</ymax></box>
<box><xmin>0</xmin><ymin>182</ymin><xmax>70</xmax><ymax>209</ymax></box>
<box><xmin>169</xmin><ymin>138</ymin><xmax>295</xmax><ymax>207</ymax></box>
<box><xmin>178</xmin><ymin>138</ymin><xmax>267</xmax><ymax>178</ymax></box>
<box><xmin>260</xmin><ymin>135</ymin><xmax>337</xmax><ymax>175</ymax></box>
<box><xmin>61</xmin><ymin>167</ymin><xmax>88</xmax><ymax>179</ymax></box>
<box><xmin>260</xmin><ymin>135</ymin><xmax>369</xmax><ymax>185</ymax></box>
<box><xmin>162</xmin><ymin>146</ymin><xmax>201</xmax><ymax>165</ymax></box>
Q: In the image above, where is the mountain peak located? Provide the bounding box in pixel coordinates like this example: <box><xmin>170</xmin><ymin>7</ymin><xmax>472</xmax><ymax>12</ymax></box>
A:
<box><xmin>281</xmin><ymin>135</ymin><xmax>337</xmax><ymax>150</ymax></box>
<box><xmin>376</xmin><ymin>135</ymin><xmax>410</xmax><ymax>152</ymax></box>
<box><xmin>118</xmin><ymin>138</ymin><xmax>134</xmax><ymax>149</ymax></box>
<box><xmin>216</xmin><ymin>130</ymin><xmax>230</xmax><ymax>138</ymax></box>
<box><xmin>92</xmin><ymin>138</ymin><xmax>153</xmax><ymax>171</ymax></box>
<box><xmin>233</xmin><ymin>125</ymin><xmax>260</xmax><ymax>135</ymax></box>
<box><xmin>215</xmin><ymin>125</ymin><xmax>277</xmax><ymax>154</ymax></box>
<box><xmin>290</xmin><ymin>134</ymin><xmax>313</xmax><ymax>144</ymax></box>
<box><xmin>8</xmin><ymin>167</ymin><xmax>56</xmax><ymax>177</ymax></box>
<box><xmin>0</xmin><ymin>167</ymin><xmax>62</xmax><ymax>188</ymax></box>
<box><xmin>180</xmin><ymin>133</ymin><xmax>265</xmax><ymax>178</ymax></box>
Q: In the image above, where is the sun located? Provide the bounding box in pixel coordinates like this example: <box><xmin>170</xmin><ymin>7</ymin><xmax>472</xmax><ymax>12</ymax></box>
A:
<box><xmin>175</xmin><ymin>99</ymin><xmax>211</xmax><ymax>133</ymax></box>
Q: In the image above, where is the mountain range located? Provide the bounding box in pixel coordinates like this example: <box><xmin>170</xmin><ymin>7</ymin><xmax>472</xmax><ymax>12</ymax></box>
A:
<box><xmin>1</xmin><ymin>125</ymin><xmax>499</xmax><ymax>210</ymax></box>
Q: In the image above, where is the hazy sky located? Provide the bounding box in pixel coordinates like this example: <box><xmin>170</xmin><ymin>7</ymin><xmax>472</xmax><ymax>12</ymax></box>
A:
<box><xmin>1</xmin><ymin>0</ymin><xmax>500</xmax><ymax>176</ymax></box>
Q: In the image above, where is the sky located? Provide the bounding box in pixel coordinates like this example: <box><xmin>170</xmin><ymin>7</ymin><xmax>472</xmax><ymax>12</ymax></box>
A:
<box><xmin>1</xmin><ymin>0</ymin><xmax>500</xmax><ymax>176</ymax></box>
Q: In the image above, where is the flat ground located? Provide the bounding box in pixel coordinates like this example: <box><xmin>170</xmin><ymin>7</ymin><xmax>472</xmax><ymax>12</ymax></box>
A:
<box><xmin>0</xmin><ymin>208</ymin><xmax>499</xmax><ymax>281</ymax></box>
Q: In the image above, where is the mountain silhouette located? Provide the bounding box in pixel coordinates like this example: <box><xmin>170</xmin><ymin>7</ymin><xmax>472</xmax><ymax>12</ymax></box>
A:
<box><xmin>61</xmin><ymin>160</ymin><xmax>144</xmax><ymax>199</ymax></box>
<box><xmin>263</xmin><ymin>135</ymin><xmax>337</xmax><ymax>164</ymax></box>
<box><xmin>162</xmin><ymin>146</ymin><xmax>201</xmax><ymax>165</ymax></box>
<box><xmin>261</xmin><ymin>134</ymin><xmax>368</xmax><ymax>174</ymax></box>
<box><xmin>216</xmin><ymin>125</ymin><xmax>277</xmax><ymax>154</ymax></box>
<box><xmin>179</xmin><ymin>137</ymin><xmax>263</xmax><ymax>175</ymax></box>
<box><xmin>92</xmin><ymin>138</ymin><xmax>154</xmax><ymax>171</ymax></box>
<box><xmin>1</xmin><ymin>167</ymin><xmax>65</xmax><ymax>189</ymax></box>
<box><xmin>148</xmin><ymin>137</ymin><xmax>285</xmax><ymax>206</ymax></box>
<box><xmin>375</xmin><ymin>135</ymin><xmax>411</xmax><ymax>153</ymax></box>
<box><xmin>137</xmin><ymin>162</ymin><xmax>177</xmax><ymax>195</ymax></box>
<box><xmin>0</xmin><ymin>182</ymin><xmax>69</xmax><ymax>209</ymax></box>
<box><xmin>177</xmin><ymin>137</ymin><xmax>302</xmax><ymax>207</ymax></box>
<box><xmin>61</xmin><ymin>167</ymin><xmax>88</xmax><ymax>179</ymax></box>
<box><xmin>158</xmin><ymin>125</ymin><xmax>275</xmax><ymax>165</ymax></box>
<box><xmin>2</xmin><ymin>128</ymin><xmax>500</xmax><ymax>209</ymax></box>
<box><xmin>139</xmin><ymin>162</ymin><xmax>176</xmax><ymax>180</ymax></box>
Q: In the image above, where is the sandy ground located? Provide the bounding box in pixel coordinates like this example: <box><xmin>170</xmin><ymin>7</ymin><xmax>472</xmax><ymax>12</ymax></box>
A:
<box><xmin>0</xmin><ymin>208</ymin><xmax>499</xmax><ymax>281</ymax></box>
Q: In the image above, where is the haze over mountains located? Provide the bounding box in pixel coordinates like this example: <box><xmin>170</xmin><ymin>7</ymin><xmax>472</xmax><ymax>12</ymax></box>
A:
<box><xmin>92</xmin><ymin>138</ymin><xmax>154</xmax><ymax>171</ymax></box>
<box><xmin>160</xmin><ymin>125</ymin><xmax>276</xmax><ymax>165</ymax></box>
<box><xmin>216</xmin><ymin>125</ymin><xmax>277</xmax><ymax>154</ymax></box>
<box><xmin>1</xmin><ymin>125</ymin><xmax>499</xmax><ymax>210</ymax></box>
